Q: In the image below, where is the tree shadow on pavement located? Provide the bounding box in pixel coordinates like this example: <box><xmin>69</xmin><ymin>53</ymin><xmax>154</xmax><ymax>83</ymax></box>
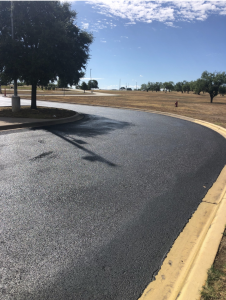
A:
<box><xmin>32</xmin><ymin>114</ymin><xmax>132</xmax><ymax>138</ymax></box>
<box><xmin>46</xmin><ymin>114</ymin><xmax>132</xmax><ymax>137</ymax></box>
<box><xmin>31</xmin><ymin>114</ymin><xmax>132</xmax><ymax>167</ymax></box>
<box><xmin>47</xmin><ymin>129</ymin><xmax>117</xmax><ymax>167</ymax></box>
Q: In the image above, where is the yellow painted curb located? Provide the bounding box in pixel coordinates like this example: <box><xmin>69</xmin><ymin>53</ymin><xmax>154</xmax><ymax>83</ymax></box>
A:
<box><xmin>136</xmin><ymin>110</ymin><xmax>226</xmax><ymax>300</ymax></box>
<box><xmin>178</xmin><ymin>192</ymin><xmax>226</xmax><ymax>300</ymax></box>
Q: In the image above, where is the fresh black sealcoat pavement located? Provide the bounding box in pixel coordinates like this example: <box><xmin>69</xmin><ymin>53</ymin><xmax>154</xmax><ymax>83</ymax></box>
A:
<box><xmin>1</xmin><ymin>101</ymin><xmax>226</xmax><ymax>300</ymax></box>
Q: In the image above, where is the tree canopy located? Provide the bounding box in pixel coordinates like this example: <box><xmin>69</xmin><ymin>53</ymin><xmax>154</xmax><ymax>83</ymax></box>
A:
<box><xmin>141</xmin><ymin>71</ymin><xmax>226</xmax><ymax>102</ymax></box>
<box><xmin>141</xmin><ymin>83</ymin><xmax>148</xmax><ymax>91</ymax></box>
<box><xmin>80</xmin><ymin>81</ymin><xmax>88</xmax><ymax>93</ymax></box>
<box><xmin>88</xmin><ymin>80</ymin><xmax>98</xmax><ymax>90</ymax></box>
<box><xmin>219</xmin><ymin>85</ymin><xmax>226</xmax><ymax>95</ymax></box>
<box><xmin>162</xmin><ymin>81</ymin><xmax>174</xmax><ymax>92</ymax></box>
<box><xmin>201</xmin><ymin>71</ymin><xmax>226</xmax><ymax>102</ymax></box>
<box><xmin>0</xmin><ymin>1</ymin><xmax>93</xmax><ymax>108</ymax></box>
<box><xmin>182</xmin><ymin>81</ymin><xmax>190</xmax><ymax>93</ymax></box>
<box><xmin>175</xmin><ymin>82</ymin><xmax>184</xmax><ymax>93</ymax></box>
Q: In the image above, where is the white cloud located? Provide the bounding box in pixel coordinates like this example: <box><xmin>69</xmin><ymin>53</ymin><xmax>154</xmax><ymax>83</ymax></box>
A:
<box><xmin>81</xmin><ymin>22</ymin><xmax>89</xmax><ymax>29</ymax></box>
<box><xmin>140</xmin><ymin>75</ymin><xmax>143</xmax><ymax>77</ymax></box>
<box><xmin>125</xmin><ymin>21</ymin><xmax>136</xmax><ymax>25</ymax></box>
<box><xmin>91</xmin><ymin>22</ymin><xmax>107</xmax><ymax>31</ymax></box>
<box><xmin>77</xmin><ymin>0</ymin><xmax>226</xmax><ymax>28</ymax></box>
<box><xmin>164</xmin><ymin>21</ymin><xmax>179</xmax><ymax>28</ymax></box>
<box><xmin>87</xmin><ymin>19</ymin><xmax>116</xmax><ymax>31</ymax></box>
<box><xmin>100</xmin><ymin>38</ymin><xmax>107</xmax><ymax>43</ymax></box>
<box><xmin>220</xmin><ymin>9</ymin><xmax>226</xmax><ymax>15</ymax></box>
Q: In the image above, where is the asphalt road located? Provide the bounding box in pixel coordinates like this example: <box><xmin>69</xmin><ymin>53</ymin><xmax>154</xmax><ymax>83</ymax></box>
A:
<box><xmin>1</xmin><ymin>101</ymin><xmax>226</xmax><ymax>300</ymax></box>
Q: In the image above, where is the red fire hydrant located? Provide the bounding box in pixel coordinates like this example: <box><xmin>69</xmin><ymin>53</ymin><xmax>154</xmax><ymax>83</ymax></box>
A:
<box><xmin>175</xmin><ymin>101</ymin><xmax>178</xmax><ymax>107</ymax></box>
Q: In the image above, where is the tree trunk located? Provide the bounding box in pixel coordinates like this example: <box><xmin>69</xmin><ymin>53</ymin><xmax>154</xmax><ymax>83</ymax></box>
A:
<box><xmin>14</xmin><ymin>78</ymin><xmax>18</xmax><ymax>96</ymax></box>
<box><xmin>210</xmin><ymin>95</ymin><xmax>213</xmax><ymax>103</ymax></box>
<box><xmin>31</xmin><ymin>83</ymin><xmax>37</xmax><ymax>109</ymax></box>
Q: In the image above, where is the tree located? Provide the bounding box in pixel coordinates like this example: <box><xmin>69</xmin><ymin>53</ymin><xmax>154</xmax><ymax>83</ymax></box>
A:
<box><xmin>163</xmin><ymin>81</ymin><xmax>174</xmax><ymax>92</ymax></box>
<box><xmin>194</xmin><ymin>79</ymin><xmax>206</xmax><ymax>95</ymax></box>
<box><xmin>0</xmin><ymin>1</ymin><xmax>93</xmax><ymax>109</ymax></box>
<box><xmin>18</xmin><ymin>81</ymin><xmax>25</xmax><ymax>87</ymax></box>
<box><xmin>141</xmin><ymin>83</ymin><xmax>148</xmax><ymax>91</ymax></box>
<box><xmin>80</xmin><ymin>81</ymin><xmax>88</xmax><ymax>93</ymax></box>
<box><xmin>175</xmin><ymin>82</ymin><xmax>184</xmax><ymax>93</ymax></box>
<box><xmin>201</xmin><ymin>71</ymin><xmax>226</xmax><ymax>103</ymax></box>
<box><xmin>0</xmin><ymin>73</ymin><xmax>11</xmax><ymax>86</ymax></box>
<box><xmin>154</xmin><ymin>82</ymin><xmax>162</xmax><ymax>92</ymax></box>
<box><xmin>189</xmin><ymin>81</ymin><xmax>195</xmax><ymax>92</ymax></box>
<box><xmin>57</xmin><ymin>78</ymin><xmax>67</xmax><ymax>89</ymax></box>
<box><xmin>88</xmin><ymin>80</ymin><xmax>98</xmax><ymax>90</ymax></box>
<box><xmin>147</xmin><ymin>82</ymin><xmax>154</xmax><ymax>92</ymax></box>
<box><xmin>182</xmin><ymin>81</ymin><xmax>190</xmax><ymax>93</ymax></box>
<box><xmin>219</xmin><ymin>85</ymin><xmax>226</xmax><ymax>96</ymax></box>
<box><xmin>168</xmin><ymin>81</ymin><xmax>174</xmax><ymax>92</ymax></box>
<box><xmin>0</xmin><ymin>73</ymin><xmax>11</xmax><ymax>94</ymax></box>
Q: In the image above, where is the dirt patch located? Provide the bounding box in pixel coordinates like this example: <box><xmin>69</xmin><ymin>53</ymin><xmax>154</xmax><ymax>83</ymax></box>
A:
<box><xmin>0</xmin><ymin>106</ymin><xmax>76</xmax><ymax>119</ymax></box>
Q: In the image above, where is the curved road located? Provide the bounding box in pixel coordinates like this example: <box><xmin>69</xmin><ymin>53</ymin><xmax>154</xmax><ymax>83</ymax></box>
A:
<box><xmin>1</xmin><ymin>101</ymin><xmax>226</xmax><ymax>300</ymax></box>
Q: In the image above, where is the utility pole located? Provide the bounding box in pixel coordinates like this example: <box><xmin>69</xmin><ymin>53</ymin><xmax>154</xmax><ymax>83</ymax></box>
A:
<box><xmin>136</xmin><ymin>82</ymin><xmax>137</xmax><ymax>90</ymax></box>
<box><xmin>11</xmin><ymin>1</ymin><xmax>20</xmax><ymax>112</ymax></box>
<box><xmin>119</xmin><ymin>79</ymin><xmax>121</xmax><ymax>90</ymax></box>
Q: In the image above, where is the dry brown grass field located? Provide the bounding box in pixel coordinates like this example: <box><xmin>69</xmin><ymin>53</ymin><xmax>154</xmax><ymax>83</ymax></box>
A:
<box><xmin>10</xmin><ymin>89</ymin><xmax>226</xmax><ymax>129</ymax></box>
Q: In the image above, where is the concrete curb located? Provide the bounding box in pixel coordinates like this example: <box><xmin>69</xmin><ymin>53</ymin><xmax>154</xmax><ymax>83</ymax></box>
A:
<box><xmin>0</xmin><ymin>112</ymin><xmax>84</xmax><ymax>131</ymax></box>
<box><xmin>134</xmin><ymin>109</ymin><xmax>226</xmax><ymax>300</ymax></box>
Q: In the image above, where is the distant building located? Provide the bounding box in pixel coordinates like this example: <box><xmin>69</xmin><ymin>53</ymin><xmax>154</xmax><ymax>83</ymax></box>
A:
<box><xmin>126</xmin><ymin>88</ymin><xmax>132</xmax><ymax>91</ymax></box>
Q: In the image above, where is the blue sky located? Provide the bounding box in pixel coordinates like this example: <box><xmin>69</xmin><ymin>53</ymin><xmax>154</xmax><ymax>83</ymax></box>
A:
<box><xmin>70</xmin><ymin>1</ymin><xmax>226</xmax><ymax>89</ymax></box>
